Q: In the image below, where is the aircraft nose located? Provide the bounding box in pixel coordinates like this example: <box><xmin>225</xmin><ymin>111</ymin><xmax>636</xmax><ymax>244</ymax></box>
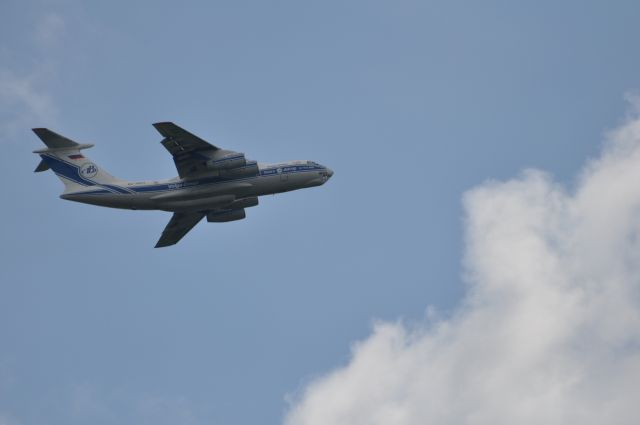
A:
<box><xmin>326</xmin><ymin>168</ymin><xmax>334</xmax><ymax>178</ymax></box>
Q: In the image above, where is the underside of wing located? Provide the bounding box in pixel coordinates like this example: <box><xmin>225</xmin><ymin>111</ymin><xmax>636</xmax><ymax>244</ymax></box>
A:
<box><xmin>155</xmin><ymin>212</ymin><xmax>205</xmax><ymax>248</ymax></box>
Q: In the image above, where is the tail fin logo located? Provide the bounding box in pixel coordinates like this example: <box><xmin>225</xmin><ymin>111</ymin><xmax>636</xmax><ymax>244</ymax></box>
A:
<box><xmin>80</xmin><ymin>163</ymin><xmax>98</xmax><ymax>178</ymax></box>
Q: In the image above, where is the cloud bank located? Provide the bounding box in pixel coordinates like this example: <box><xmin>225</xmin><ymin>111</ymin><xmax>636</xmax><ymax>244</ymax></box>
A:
<box><xmin>284</xmin><ymin>100</ymin><xmax>640</xmax><ymax>425</ymax></box>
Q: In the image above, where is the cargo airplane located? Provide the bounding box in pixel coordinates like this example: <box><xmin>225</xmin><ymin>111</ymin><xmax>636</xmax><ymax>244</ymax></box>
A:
<box><xmin>32</xmin><ymin>122</ymin><xmax>333</xmax><ymax>247</ymax></box>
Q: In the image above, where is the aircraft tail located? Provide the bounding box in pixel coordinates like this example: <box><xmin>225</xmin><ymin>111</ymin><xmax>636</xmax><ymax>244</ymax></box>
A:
<box><xmin>32</xmin><ymin>128</ymin><xmax>120</xmax><ymax>193</ymax></box>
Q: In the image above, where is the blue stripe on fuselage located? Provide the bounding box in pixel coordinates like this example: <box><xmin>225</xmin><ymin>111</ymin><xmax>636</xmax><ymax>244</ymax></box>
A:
<box><xmin>102</xmin><ymin>184</ymin><xmax>132</xmax><ymax>194</ymax></box>
<box><xmin>125</xmin><ymin>165</ymin><xmax>324</xmax><ymax>194</ymax></box>
<box><xmin>82</xmin><ymin>189</ymin><xmax>112</xmax><ymax>195</ymax></box>
<box><xmin>41</xmin><ymin>154</ymin><xmax>125</xmax><ymax>194</ymax></box>
<box><xmin>41</xmin><ymin>154</ymin><xmax>90</xmax><ymax>186</ymax></box>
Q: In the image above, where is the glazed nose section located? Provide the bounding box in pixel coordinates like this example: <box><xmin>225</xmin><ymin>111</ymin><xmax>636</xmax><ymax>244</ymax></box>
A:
<box><xmin>326</xmin><ymin>168</ymin><xmax>334</xmax><ymax>178</ymax></box>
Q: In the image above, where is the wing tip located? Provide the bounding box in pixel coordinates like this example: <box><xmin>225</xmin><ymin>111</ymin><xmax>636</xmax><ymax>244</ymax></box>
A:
<box><xmin>154</xmin><ymin>212</ymin><xmax>205</xmax><ymax>248</ymax></box>
<box><xmin>152</xmin><ymin>122</ymin><xmax>176</xmax><ymax>137</ymax></box>
<box><xmin>154</xmin><ymin>240</ymin><xmax>175</xmax><ymax>248</ymax></box>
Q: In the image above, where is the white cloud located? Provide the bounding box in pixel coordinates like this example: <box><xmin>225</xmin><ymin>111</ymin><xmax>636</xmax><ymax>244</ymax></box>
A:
<box><xmin>34</xmin><ymin>13</ymin><xmax>65</xmax><ymax>48</ymax></box>
<box><xmin>0</xmin><ymin>13</ymin><xmax>62</xmax><ymax>140</ymax></box>
<box><xmin>284</xmin><ymin>100</ymin><xmax>640</xmax><ymax>425</ymax></box>
<box><xmin>0</xmin><ymin>70</ymin><xmax>55</xmax><ymax>137</ymax></box>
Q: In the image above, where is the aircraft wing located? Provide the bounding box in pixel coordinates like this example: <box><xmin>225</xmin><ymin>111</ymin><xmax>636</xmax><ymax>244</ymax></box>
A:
<box><xmin>155</xmin><ymin>212</ymin><xmax>205</xmax><ymax>248</ymax></box>
<box><xmin>152</xmin><ymin>122</ymin><xmax>220</xmax><ymax>178</ymax></box>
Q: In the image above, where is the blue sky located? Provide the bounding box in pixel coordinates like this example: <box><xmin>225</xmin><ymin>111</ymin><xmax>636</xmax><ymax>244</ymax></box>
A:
<box><xmin>2</xmin><ymin>1</ymin><xmax>640</xmax><ymax>424</ymax></box>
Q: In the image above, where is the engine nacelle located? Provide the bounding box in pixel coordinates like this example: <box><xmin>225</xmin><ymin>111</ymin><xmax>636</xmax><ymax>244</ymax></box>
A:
<box><xmin>206</xmin><ymin>208</ymin><xmax>246</xmax><ymax>223</ymax></box>
<box><xmin>221</xmin><ymin>160</ymin><xmax>259</xmax><ymax>178</ymax></box>
<box><xmin>205</xmin><ymin>152</ymin><xmax>247</xmax><ymax>171</ymax></box>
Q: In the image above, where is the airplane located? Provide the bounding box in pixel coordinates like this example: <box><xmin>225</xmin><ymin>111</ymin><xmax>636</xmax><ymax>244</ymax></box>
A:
<box><xmin>32</xmin><ymin>122</ymin><xmax>333</xmax><ymax>247</ymax></box>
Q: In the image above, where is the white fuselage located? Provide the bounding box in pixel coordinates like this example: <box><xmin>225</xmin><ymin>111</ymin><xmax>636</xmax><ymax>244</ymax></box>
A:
<box><xmin>62</xmin><ymin>160</ymin><xmax>333</xmax><ymax>212</ymax></box>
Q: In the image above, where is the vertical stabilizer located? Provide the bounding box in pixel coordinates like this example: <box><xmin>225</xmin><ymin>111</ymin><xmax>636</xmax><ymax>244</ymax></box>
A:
<box><xmin>32</xmin><ymin>128</ymin><xmax>121</xmax><ymax>193</ymax></box>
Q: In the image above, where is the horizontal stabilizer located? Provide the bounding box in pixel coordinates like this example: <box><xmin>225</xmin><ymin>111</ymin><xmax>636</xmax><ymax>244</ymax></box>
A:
<box><xmin>34</xmin><ymin>159</ymin><xmax>50</xmax><ymax>172</ymax></box>
<box><xmin>32</xmin><ymin>128</ymin><xmax>78</xmax><ymax>149</ymax></box>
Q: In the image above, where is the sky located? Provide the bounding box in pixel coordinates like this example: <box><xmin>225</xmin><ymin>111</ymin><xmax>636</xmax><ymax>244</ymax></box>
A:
<box><xmin>2</xmin><ymin>1</ymin><xmax>640</xmax><ymax>424</ymax></box>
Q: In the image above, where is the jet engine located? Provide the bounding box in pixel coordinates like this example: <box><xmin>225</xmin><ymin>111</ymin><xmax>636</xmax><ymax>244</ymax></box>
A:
<box><xmin>207</xmin><ymin>208</ymin><xmax>246</xmax><ymax>222</ymax></box>
<box><xmin>221</xmin><ymin>160</ymin><xmax>259</xmax><ymax>178</ymax></box>
<box><xmin>205</xmin><ymin>151</ymin><xmax>247</xmax><ymax>171</ymax></box>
